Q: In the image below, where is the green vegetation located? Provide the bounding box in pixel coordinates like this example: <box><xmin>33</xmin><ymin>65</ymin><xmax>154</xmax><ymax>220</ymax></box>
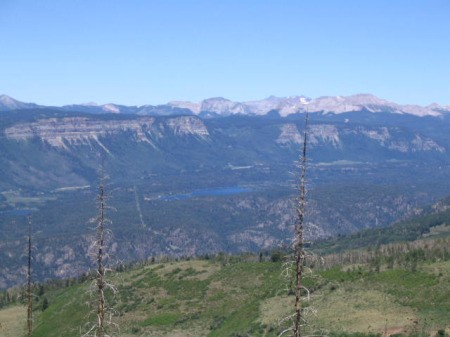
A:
<box><xmin>3</xmin><ymin>195</ymin><xmax>450</xmax><ymax>336</ymax></box>
<box><xmin>312</xmin><ymin>197</ymin><xmax>450</xmax><ymax>255</ymax></box>
<box><xmin>1</xmin><ymin>245</ymin><xmax>449</xmax><ymax>337</ymax></box>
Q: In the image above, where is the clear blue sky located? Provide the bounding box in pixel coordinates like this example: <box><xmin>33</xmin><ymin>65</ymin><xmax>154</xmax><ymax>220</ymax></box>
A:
<box><xmin>1</xmin><ymin>0</ymin><xmax>449</xmax><ymax>106</ymax></box>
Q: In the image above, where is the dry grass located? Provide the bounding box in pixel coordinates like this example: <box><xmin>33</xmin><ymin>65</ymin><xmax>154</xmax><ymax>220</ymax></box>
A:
<box><xmin>259</xmin><ymin>295</ymin><xmax>292</xmax><ymax>326</ymax></box>
<box><xmin>309</xmin><ymin>287</ymin><xmax>416</xmax><ymax>335</ymax></box>
<box><xmin>0</xmin><ymin>305</ymin><xmax>26</xmax><ymax>337</ymax></box>
<box><xmin>259</xmin><ymin>281</ymin><xmax>418</xmax><ymax>336</ymax></box>
<box><xmin>119</xmin><ymin>326</ymin><xmax>210</xmax><ymax>337</ymax></box>
<box><xmin>422</xmin><ymin>261</ymin><xmax>450</xmax><ymax>275</ymax></box>
<box><xmin>423</xmin><ymin>224</ymin><xmax>450</xmax><ymax>237</ymax></box>
<box><xmin>153</xmin><ymin>260</ymin><xmax>220</xmax><ymax>281</ymax></box>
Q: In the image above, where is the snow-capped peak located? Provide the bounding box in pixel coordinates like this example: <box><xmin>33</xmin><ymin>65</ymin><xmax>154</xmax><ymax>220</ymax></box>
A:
<box><xmin>0</xmin><ymin>94</ymin><xmax>38</xmax><ymax>111</ymax></box>
<box><xmin>1</xmin><ymin>93</ymin><xmax>448</xmax><ymax>118</ymax></box>
<box><xmin>307</xmin><ymin>94</ymin><xmax>442</xmax><ymax>117</ymax></box>
<box><xmin>102</xmin><ymin>104</ymin><xmax>120</xmax><ymax>113</ymax></box>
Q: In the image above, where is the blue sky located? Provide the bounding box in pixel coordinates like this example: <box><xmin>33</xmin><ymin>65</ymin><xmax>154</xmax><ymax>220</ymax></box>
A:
<box><xmin>1</xmin><ymin>1</ymin><xmax>449</xmax><ymax>106</ymax></box>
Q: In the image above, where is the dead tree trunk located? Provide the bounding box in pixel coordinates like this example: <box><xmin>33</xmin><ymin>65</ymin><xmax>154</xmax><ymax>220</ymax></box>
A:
<box><xmin>292</xmin><ymin>113</ymin><xmax>309</xmax><ymax>337</ymax></box>
<box><xmin>82</xmin><ymin>167</ymin><xmax>118</xmax><ymax>337</ymax></box>
<box><xmin>96</xmin><ymin>179</ymin><xmax>106</xmax><ymax>337</ymax></box>
<box><xmin>27</xmin><ymin>216</ymin><xmax>33</xmax><ymax>337</ymax></box>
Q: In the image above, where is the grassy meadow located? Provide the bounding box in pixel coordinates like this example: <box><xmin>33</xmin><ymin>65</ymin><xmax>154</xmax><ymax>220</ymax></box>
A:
<box><xmin>1</xmin><ymin>254</ymin><xmax>449</xmax><ymax>337</ymax></box>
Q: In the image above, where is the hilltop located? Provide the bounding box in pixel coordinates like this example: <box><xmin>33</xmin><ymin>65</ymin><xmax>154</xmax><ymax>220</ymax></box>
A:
<box><xmin>1</xmin><ymin>238</ymin><xmax>449</xmax><ymax>337</ymax></box>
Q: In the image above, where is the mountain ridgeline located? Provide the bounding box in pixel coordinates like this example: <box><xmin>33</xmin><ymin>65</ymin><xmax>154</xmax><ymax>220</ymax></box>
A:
<box><xmin>2</xmin><ymin>93</ymin><xmax>450</xmax><ymax>287</ymax></box>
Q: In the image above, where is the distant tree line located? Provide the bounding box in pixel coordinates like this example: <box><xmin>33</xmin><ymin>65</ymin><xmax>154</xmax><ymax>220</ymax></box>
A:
<box><xmin>319</xmin><ymin>237</ymin><xmax>450</xmax><ymax>272</ymax></box>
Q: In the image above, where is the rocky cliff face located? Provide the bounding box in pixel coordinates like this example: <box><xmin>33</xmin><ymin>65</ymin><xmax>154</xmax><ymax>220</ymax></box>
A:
<box><xmin>4</xmin><ymin>115</ymin><xmax>209</xmax><ymax>149</ymax></box>
<box><xmin>4</xmin><ymin>117</ymin><xmax>156</xmax><ymax>148</ymax></box>
<box><xmin>5</xmin><ymin>115</ymin><xmax>443</xmax><ymax>154</ymax></box>
<box><xmin>165</xmin><ymin>116</ymin><xmax>209</xmax><ymax>137</ymax></box>
<box><xmin>309</xmin><ymin>125</ymin><xmax>341</xmax><ymax>148</ymax></box>
<box><xmin>348</xmin><ymin>126</ymin><xmax>445</xmax><ymax>153</ymax></box>
<box><xmin>276</xmin><ymin>123</ymin><xmax>444</xmax><ymax>153</ymax></box>
<box><xmin>276</xmin><ymin>124</ymin><xmax>303</xmax><ymax>144</ymax></box>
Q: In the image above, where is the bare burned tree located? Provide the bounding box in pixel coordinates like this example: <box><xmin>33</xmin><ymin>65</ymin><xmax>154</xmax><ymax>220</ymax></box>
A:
<box><xmin>96</xmin><ymin>175</ymin><xmax>106</xmax><ymax>337</ymax></box>
<box><xmin>27</xmin><ymin>216</ymin><xmax>33</xmax><ymax>337</ymax></box>
<box><xmin>279</xmin><ymin>113</ymin><xmax>310</xmax><ymax>337</ymax></box>
<box><xmin>82</xmin><ymin>169</ymin><xmax>117</xmax><ymax>337</ymax></box>
<box><xmin>292</xmin><ymin>112</ymin><xmax>309</xmax><ymax>337</ymax></box>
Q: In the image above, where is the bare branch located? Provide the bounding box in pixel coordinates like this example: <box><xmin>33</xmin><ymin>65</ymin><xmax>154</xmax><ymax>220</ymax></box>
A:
<box><xmin>82</xmin><ymin>166</ymin><xmax>118</xmax><ymax>337</ymax></box>
<box><xmin>278</xmin><ymin>327</ymin><xmax>294</xmax><ymax>337</ymax></box>
<box><xmin>279</xmin><ymin>112</ymin><xmax>311</xmax><ymax>337</ymax></box>
<box><xmin>292</xmin><ymin>112</ymin><xmax>309</xmax><ymax>337</ymax></box>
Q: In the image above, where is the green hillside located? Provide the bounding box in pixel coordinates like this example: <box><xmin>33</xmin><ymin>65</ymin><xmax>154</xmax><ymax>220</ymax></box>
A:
<box><xmin>312</xmin><ymin>196</ymin><xmax>450</xmax><ymax>255</ymax></box>
<box><xmin>1</xmin><ymin>246</ymin><xmax>449</xmax><ymax>337</ymax></box>
<box><xmin>3</xmin><ymin>198</ymin><xmax>450</xmax><ymax>337</ymax></box>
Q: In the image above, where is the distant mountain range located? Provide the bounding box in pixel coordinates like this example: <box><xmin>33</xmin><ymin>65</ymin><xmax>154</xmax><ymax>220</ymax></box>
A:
<box><xmin>1</xmin><ymin>93</ymin><xmax>449</xmax><ymax>117</ymax></box>
<box><xmin>3</xmin><ymin>93</ymin><xmax>450</xmax><ymax>287</ymax></box>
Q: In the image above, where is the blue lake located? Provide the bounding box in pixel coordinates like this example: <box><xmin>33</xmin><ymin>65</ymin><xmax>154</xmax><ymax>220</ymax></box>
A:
<box><xmin>161</xmin><ymin>186</ymin><xmax>252</xmax><ymax>201</ymax></box>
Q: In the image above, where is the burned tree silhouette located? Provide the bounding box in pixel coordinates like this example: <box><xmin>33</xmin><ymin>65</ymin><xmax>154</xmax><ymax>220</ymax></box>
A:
<box><xmin>27</xmin><ymin>216</ymin><xmax>33</xmax><ymax>337</ymax></box>
<box><xmin>292</xmin><ymin>112</ymin><xmax>309</xmax><ymax>337</ymax></box>
<box><xmin>279</xmin><ymin>113</ymin><xmax>311</xmax><ymax>337</ymax></box>
<box><xmin>82</xmin><ymin>170</ymin><xmax>117</xmax><ymax>337</ymax></box>
<box><xmin>96</xmin><ymin>176</ymin><xmax>106</xmax><ymax>337</ymax></box>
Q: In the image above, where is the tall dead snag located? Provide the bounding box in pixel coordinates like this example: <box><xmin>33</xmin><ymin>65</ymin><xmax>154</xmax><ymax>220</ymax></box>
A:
<box><xmin>96</xmin><ymin>177</ymin><xmax>106</xmax><ymax>337</ymax></box>
<box><xmin>27</xmin><ymin>216</ymin><xmax>33</xmax><ymax>337</ymax></box>
<box><xmin>83</xmin><ymin>169</ymin><xmax>117</xmax><ymax>337</ymax></box>
<box><xmin>279</xmin><ymin>113</ymin><xmax>310</xmax><ymax>337</ymax></box>
<box><xmin>293</xmin><ymin>112</ymin><xmax>308</xmax><ymax>337</ymax></box>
